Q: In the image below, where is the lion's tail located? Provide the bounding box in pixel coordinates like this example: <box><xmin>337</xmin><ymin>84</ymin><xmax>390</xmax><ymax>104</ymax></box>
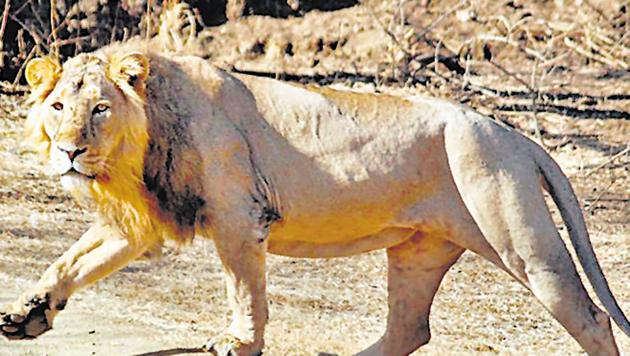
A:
<box><xmin>156</xmin><ymin>0</ymin><xmax>197</xmax><ymax>53</ymax></box>
<box><xmin>534</xmin><ymin>146</ymin><xmax>630</xmax><ymax>338</ymax></box>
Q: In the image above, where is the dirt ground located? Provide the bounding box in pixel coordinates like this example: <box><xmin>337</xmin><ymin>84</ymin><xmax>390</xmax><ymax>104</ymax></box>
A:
<box><xmin>0</xmin><ymin>0</ymin><xmax>629</xmax><ymax>355</ymax></box>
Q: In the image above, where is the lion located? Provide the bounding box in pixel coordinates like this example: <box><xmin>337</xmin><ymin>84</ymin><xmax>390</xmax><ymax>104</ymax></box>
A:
<box><xmin>1</xmin><ymin>36</ymin><xmax>629</xmax><ymax>356</ymax></box>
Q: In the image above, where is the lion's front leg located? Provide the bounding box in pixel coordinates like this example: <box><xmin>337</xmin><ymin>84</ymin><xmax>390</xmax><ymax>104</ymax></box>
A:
<box><xmin>203</xmin><ymin>214</ymin><xmax>269</xmax><ymax>356</ymax></box>
<box><xmin>0</xmin><ymin>223</ymin><xmax>149</xmax><ymax>340</ymax></box>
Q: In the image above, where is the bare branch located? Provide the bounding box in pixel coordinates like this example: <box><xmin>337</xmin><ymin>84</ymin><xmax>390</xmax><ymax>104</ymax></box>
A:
<box><xmin>584</xmin><ymin>146</ymin><xmax>630</xmax><ymax>179</ymax></box>
<box><xmin>0</xmin><ymin>0</ymin><xmax>10</xmax><ymax>68</ymax></box>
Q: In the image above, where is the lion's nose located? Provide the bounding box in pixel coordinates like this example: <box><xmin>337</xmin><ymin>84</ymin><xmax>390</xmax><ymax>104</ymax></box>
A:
<box><xmin>58</xmin><ymin>146</ymin><xmax>87</xmax><ymax>162</ymax></box>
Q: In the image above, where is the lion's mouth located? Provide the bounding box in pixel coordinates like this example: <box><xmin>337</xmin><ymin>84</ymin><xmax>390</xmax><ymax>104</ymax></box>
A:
<box><xmin>62</xmin><ymin>168</ymin><xmax>96</xmax><ymax>180</ymax></box>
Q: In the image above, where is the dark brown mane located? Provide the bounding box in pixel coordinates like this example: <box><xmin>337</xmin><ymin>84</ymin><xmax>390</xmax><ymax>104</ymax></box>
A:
<box><xmin>140</xmin><ymin>56</ymin><xmax>206</xmax><ymax>238</ymax></box>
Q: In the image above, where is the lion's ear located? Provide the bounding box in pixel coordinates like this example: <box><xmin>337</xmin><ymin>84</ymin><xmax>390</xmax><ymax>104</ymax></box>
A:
<box><xmin>107</xmin><ymin>52</ymin><xmax>150</xmax><ymax>97</ymax></box>
<box><xmin>25</xmin><ymin>57</ymin><xmax>61</xmax><ymax>101</ymax></box>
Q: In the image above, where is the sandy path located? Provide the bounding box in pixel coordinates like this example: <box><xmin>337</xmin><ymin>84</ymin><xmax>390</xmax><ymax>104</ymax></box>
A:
<box><xmin>0</xmin><ymin>276</ymin><xmax>203</xmax><ymax>356</ymax></box>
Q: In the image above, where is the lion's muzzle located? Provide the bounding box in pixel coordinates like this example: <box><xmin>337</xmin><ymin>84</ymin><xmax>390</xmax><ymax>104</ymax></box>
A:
<box><xmin>54</xmin><ymin>144</ymin><xmax>97</xmax><ymax>179</ymax></box>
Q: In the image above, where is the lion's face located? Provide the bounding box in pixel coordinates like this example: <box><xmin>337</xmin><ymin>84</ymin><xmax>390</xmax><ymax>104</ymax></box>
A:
<box><xmin>43</xmin><ymin>58</ymin><xmax>124</xmax><ymax>186</ymax></box>
<box><xmin>24</xmin><ymin>52</ymin><xmax>150</xmax><ymax>193</ymax></box>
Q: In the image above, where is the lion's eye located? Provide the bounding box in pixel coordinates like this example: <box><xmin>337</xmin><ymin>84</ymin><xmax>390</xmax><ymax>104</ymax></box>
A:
<box><xmin>52</xmin><ymin>102</ymin><xmax>64</xmax><ymax>111</ymax></box>
<box><xmin>92</xmin><ymin>103</ymin><xmax>109</xmax><ymax>115</ymax></box>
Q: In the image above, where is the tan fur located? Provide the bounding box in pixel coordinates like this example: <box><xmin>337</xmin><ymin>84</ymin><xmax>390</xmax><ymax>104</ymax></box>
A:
<box><xmin>1</xmin><ymin>40</ymin><xmax>629</xmax><ymax>356</ymax></box>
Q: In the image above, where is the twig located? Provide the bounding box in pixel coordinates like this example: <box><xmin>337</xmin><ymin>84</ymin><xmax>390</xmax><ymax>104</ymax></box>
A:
<box><xmin>11</xmin><ymin>1</ymin><xmax>29</xmax><ymax>18</ymax></box>
<box><xmin>610</xmin><ymin>30</ymin><xmax>629</xmax><ymax>56</ymax></box>
<box><xmin>488</xmin><ymin>59</ymin><xmax>535</xmax><ymax>92</ymax></box>
<box><xmin>530</xmin><ymin>58</ymin><xmax>543</xmax><ymax>145</ymax></box>
<box><xmin>583</xmin><ymin>0</ymin><xmax>611</xmax><ymax>24</ymax></box>
<box><xmin>434</xmin><ymin>40</ymin><xmax>441</xmax><ymax>77</ymax></box>
<box><xmin>50</xmin><ymin>0</ymin><xmax>58</xmax><ymax>58</ymax></box>
<box><xmin>398</xmin><ymin>0</ymin><xmax>405</xmax><ymax>28</ymax></box>
<box><xmin>146</xmin><ymin>0</ymin><xmax>152</xmax><ymax>42</ymax></box>
<box><xmin>564</xmin><ymin>37</ymin><xmax>628</xmax><ymax>69</ymax></box>
<box><xmin>9</xmin><ymin>14</ymin><xmax>48</xmax><ymax>49</ymax></box>
<box><xmin>584</xmin><ymin>145</ymin><xmax>630</xmax><ymax>179</ymax></box>
<box><xmin>110</xmin><ymin>1</ymin><xmax>122</xmax><ymax>44</ymax></box>
<box><xmin>52</xmin><ymin>36</ymin><xmax>90</xmax><ymax>47</ymax></box>
<box><xmin>47</xmin><ymin>4</ymin><xmax>74</xmax><ymax>53</ymax></box>
<box><xmin>0</xmin><ymin>0</ymin><xmax>10</xmax><ymax>68</ymax></box>
<box><xmin>415</xmin><ymin>0</ymin><xmax>466</xmax><ymax>40</ymax></box>
<box><xmin>29</xmin><ymin>0</ymin><xmax>47</xmax><ymax>36</ymax></box>
<box><xmin>462</xmin><ymin>53</ymin><xmax>471</xmax><ymax>89</ymax></box>
<box><xmin>362</xmin><ymin>1</ymin><xmax>406</xmax><ymax>55</ymax></box>
<box><xmin>585</xmin><ymin>179</ymin><xmax>615</xmax><ymax>213</ymax></box>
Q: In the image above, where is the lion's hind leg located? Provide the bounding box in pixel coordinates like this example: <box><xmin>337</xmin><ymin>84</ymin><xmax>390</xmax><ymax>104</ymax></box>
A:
<box><xmin>444</xmin><ymin>122</ymin><xmax>618</xmax><ymax>355</ymax></box>
<box><xmin>357</xmin><ymin>233</ymin><xmax>464</xmax><ymax>356</ymax></box>
<box><xmin>460</xmin><ymin>177</ymin><xmax>617</xmax><ymax>355</ymax></box>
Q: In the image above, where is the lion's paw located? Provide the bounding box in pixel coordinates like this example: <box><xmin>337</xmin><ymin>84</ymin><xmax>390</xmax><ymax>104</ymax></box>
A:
<box><xmin>0</xmin><ymin>294</ymin><xmax>52</xmax><ymax>340</ymax></box>
<box><xmin>202</xmin><ymin>333</ymin><xmax>262</xmax><ymax>356</ymax></box>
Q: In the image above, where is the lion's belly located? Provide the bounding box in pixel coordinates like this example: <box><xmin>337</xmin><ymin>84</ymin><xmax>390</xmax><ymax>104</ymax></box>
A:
<box><xmin>267</xmin><ymin>227</ymin><xmax>415</xmax><ymax>258</ymax></box>
<box><xmin>267</xmin><ymin>161</ymin><xmax>442</xmax><ymax>246</ymax></box>
<box><xmin>264</xmin><ymin>175</ymin><xmax>436</xmax><ymax>257</ymax></box>
<box><xmin>268</xmin><ymin>201</ymin><xmax>395</xmax><ymax>244</ymax></box>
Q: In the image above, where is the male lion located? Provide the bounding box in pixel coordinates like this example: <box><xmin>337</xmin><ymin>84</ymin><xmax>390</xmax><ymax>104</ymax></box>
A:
<box><xmin>1</xmin><ymin>42</ymin><xmax>629</xmax><ymax>355</ymax></box>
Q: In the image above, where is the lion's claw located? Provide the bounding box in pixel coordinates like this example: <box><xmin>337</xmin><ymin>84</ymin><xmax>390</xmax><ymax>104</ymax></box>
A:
<box><xmin>1</xmin><ymin>325</ymin><xmax>19</xmax><ymax>333</ymax></box>
<box><xmin>0</xmin><ymin>294</ymin><xmax>52</xmax><ymax>340</ymax></box>
<box><xmin>9</xmin><ymin>314</ymin><xmax>25</xmax><ymax>323</ymax></box>
<box><xmin>202</xmin><ymin>334</ymin><xmax>262</xmax><ymax>356</ymax></box>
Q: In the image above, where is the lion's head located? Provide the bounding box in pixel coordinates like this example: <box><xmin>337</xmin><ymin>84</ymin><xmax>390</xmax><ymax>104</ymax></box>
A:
<box><xmin>23</xmin><ymin>50</ymin><xmax>196</xmax><ymax>246</ymax></box>
<box><xmin>24</xmin><ymin>51</ymin><xmax>159</xmax><ymax>241</ymax></box>
<box><xmin>24</xmin><ymin>52</ymin><xmax>150</xmax><ymax>195</ymax></box>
